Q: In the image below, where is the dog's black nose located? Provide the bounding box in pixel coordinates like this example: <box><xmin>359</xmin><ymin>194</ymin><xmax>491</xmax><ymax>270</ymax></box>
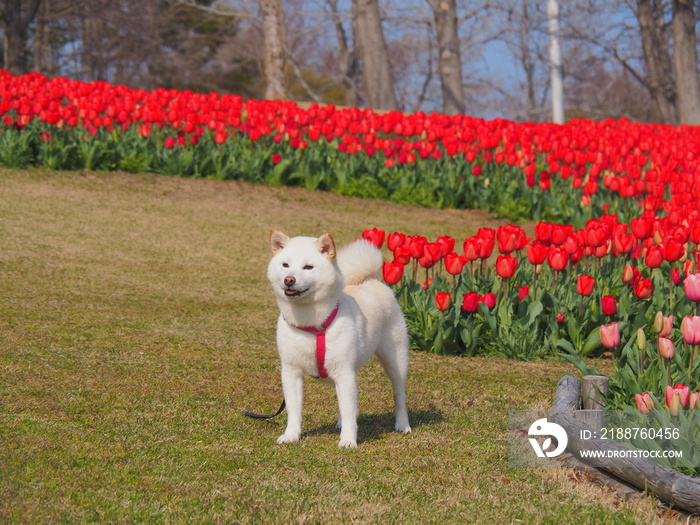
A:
<box><xmin>284</xmin><ymin>276</ymin><xmax>296</xmax><ymax>287</ymax></box>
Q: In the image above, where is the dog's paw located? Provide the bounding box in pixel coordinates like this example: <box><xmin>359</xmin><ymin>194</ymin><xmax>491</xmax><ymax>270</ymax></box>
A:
<box><xmin>276</xmin><ymin>433</ymin><xmax>301</xmax><ymax>444</ymax></box>
<box><xmin>338</xmin><ymin>438</ymin><xmax>358</xmax><ymax>449</ymax></box>
<box><xmin>395</xmin><ymin>424</ymin><xmax>412</xmax><ymax>434</ymax></box>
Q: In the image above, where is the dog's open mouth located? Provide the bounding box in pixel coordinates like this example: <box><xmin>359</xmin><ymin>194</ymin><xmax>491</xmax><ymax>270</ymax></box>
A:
<box><xmin>284</xmin><ymin>288</ymin><xmax>308</xmax><ymax>298</ymax></box>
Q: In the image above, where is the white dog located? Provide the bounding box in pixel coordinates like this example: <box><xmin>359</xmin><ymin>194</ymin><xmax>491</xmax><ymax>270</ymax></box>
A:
<box><xmin>267</xmin><ymin>230</ymin><xmax>411</xmax><ymax>448</ymax></box>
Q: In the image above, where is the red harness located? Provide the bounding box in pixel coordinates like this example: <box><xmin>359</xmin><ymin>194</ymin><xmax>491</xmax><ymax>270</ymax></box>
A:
<box><xmin>287</xmin><ymin>304</ymin><xmax>339</xmax><ymax>379</ymax></box>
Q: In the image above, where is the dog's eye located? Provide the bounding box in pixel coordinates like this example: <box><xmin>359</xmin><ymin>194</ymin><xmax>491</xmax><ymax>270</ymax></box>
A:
<box><xmin>303</xmin><ymin>265</ymin><xmax>314</xmax><ymax>270</ymax></box>
<box><xmin>282</xmin><ymin>262</ymin><xmax>289</xmax><ymax>268</ymax></box>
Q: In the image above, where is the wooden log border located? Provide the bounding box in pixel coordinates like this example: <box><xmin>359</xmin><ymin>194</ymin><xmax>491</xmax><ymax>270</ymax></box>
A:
<box><xmin>549</xmin><ymin>375</ymin><xmax>700</xmax><ymax>515</ymax></box>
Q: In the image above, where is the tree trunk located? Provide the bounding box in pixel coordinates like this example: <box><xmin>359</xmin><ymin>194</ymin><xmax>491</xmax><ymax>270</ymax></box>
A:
<box><xmin>672</xmin><ymin>0</ymin><xmax>700</xmax><ymax>124</ymax></box>
<box><xmin>3</xmin><ymin>0</ymin><xmax>43</xmax><ymax>75</ymax></box>
<box><xmin>262</xmin><ymin>0</ymin><xmax>286</xmax><ymax>100</ymax></box>
<box><xmin>426</xmin><ymin>0</ymin><xmax>464</xmax><ymax>115</ymax></box>
<box><xmin>327</xmin><ymin>0</ymin><xmax>359</xmax><ymax>107</ymax></box>
<box><xmin>82</xmin><ymin>1</ymin><xmax>107</xmax><ymax>81</ymax></box>
<box><xmin>352</xmin><ymin>0</ymin><xmax>397</xmax><ymax>110</ymax></box>
<box><xmin>636</xmin><ymin>0</ymin><xmax>677</xmax><ymax>124</ymax></box>
<box><xmin>33</xmin><ymin>0</ymin><xmax>52</xmax><ymax>74</ymax></box>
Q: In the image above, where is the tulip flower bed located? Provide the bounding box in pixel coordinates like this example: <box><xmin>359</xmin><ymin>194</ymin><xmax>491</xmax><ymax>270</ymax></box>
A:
<box><xmin>362</xmin><ymin>223</ymin><xmax>699</xmax><ymax>464</ymax></box>
<box><xmin>1</xmin><ymin>70</ymin><xmax>699</xmax><ymax>455</ymax></box>
<box><xmin>1</xmin><ymin>69</ymin><xmax>699</xmax><ymax>227</ymax></box>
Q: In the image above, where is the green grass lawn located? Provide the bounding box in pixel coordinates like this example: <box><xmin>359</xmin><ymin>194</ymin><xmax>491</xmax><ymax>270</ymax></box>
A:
<box><xmin>0</xmin><ymin>169</ymin><xmax>670</xmax><ymax>523</ymax></box>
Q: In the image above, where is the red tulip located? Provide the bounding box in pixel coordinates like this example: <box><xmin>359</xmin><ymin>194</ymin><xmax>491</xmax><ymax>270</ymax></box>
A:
<box><xmin>418</xmin><ymin>256</ymin><xmax>434</xmax><ymax>269</ymax></box>
<box><xmin>562</xmin><ymin>235</ymin><xmax>579</xmax><ymax>255</ymax></box>
<box><xmin>633</xmin><ymin>278</ymin><xmax>654</xmax><ymax>299</ymax></box>
<box><xmin>478</xmin><ymin>235</ymin><xmax>495</xmax><ymax>259</ymax></box>
<box><xmin>387</xmin><ymin>232</ymin><xmax>406</xmax><ymax>251</ymax></box>
<box><xmin>622</xmin><ymin>264</ymin><xmax>640</xmax><ymax>285</ymax></box>
<box><xmin>556</xmin><ymin>312</ymin><xmax>566</xmax><ymax>323</ymax></box>
<box><xmin>495</xmin><ymin>254</ymin><xmax>518</xmax><ymax>279</ymax></box>
<box><xmin>576</xmin><ymin>274</ymin><xmax>595</xmax><ymax>296</ymax></box>
<box><xmin>362</xmin><ymin>228</ymin><xmax>385</xmax><ymax>248</ymax></box>
<box><xmin>644</xmin><ymin>245</ymin><xmax>664</xmax><ymax>268</ymax></box>
<box><xmin>518</xmin><ymin>285</ymin><xmax>530</xmax><ymax>302</ymax></box>
<box><xmin>461</xmin><ymin>292</ymin><xmax>479</xmax><ymax>313</ymax></box>
<box><xmin>663</xmin><ymin>238</ymin><xmax>684</xmax><ymax>263</ymax></box>
<box><xmin>444</xmin><ymin>253</ymin><xmax>467</xmax><ymax>275</ymax></box>
<box><xmin>631</xmin><ymin>217</ymin><xmax>654</xmax><ymax>239</ymax></box>
<box><xmin>382</xmin><ymin>261</ymin><xmax>404</xmax><ymax>285</ymax></box>
<box><xmin>601</xmin><ymin>295</ymin><xmax>617</xmax><ymax>316</ymax></box>
<box><xmin>612</xmin><ymin>233</ymin><xmax>636</xmax><ymax>255</ymax></box>
<box><xmin>550</xmin><ymin>224</ymin><xmax>573</xmax><ymax>245</ymax></box>
<box><xmin>671</xmin><ymin>267</ymin><xmax>681</xmax><ymax>285</ymax></box>
<box><xmin>585</xmin><ymin>220</ymin><xmax>610</xmax><ymax>247</ymax></box>
<box><xmin>424</xmin><ymin>242</ymin><xmax>444</xmax><ymax>263</ymax></box>
<box><xmin>437</xmin><ymin>235</ymin><xmax>456</xmax><ymax>256</ymax></box>
<box><xmin>691</xmin><ymin>221</ymin><xmax>700</xmax><ymax>244</ymax></box>
<box><xmin>547</xmin><ymin>246</ymin><xmax>569</xmax><ymax>271</ymax></box>
<box><xmin>409</xmin><ymin>236</ymin><xmax>428</xmax><ymax>258</ymax></box>
<box><xmin>463</xmin><ymin>236</ymin><xmax>477</xmax><ymax>260</ymax></box>
<box><xmin>481</xmin><ymin>293</ymin><xmax>496</xmax><ymax>309</ymax></box>
<box><xmin>527</xmin><ymin>241</ymin><xmax>548</xmax><ymax>265</ymax></box>
<box><xmin>392</xmin><ymin>245</ymin><xmax>412</xmax><ymax>265</ymax></box>
<box><xmin>599</xmin><ymin>322</ymin><xmax>620</xmax><ymax>349</ymax></box>
<box><xmin>477</xmin><ymin>227</ymin><xmax>496</xmax><ymax>241</ymax></box>
<box><xmin>496</xmin><ymin>225</ymin><xmax>521</xmax><ymax>254</ymax></box>
<box><xmin>435</xmin><ymin>292</ymin><xmax>452</xmax><ymax>311</ymax></box>
<box><xmin>534</xmin><ymin>221</ymin><xmax>553</xmax><ymax>244</ymax></box>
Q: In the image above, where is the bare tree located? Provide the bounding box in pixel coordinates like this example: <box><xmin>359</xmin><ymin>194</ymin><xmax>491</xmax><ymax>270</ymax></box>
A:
<box><xmin>672</xmin><ymin>0</ymin><xmax>700</xmax><ymax>124</ymax></box>
<box><xmin>2</xmin><ymin>0</ymin><xmax>42</xmax><ymax>75</ymax></box>
<box><xmin>327</xmin><ymin>0</ymin><xmax>360</xmax><ymax>107</ymax></box>
<box><xmin>635</xmin><ymin>0</ymin><xmax>678</xmax><ymax>123</ymax></box>
<box><xmin>352</xmin><ymin>0</ymin><xmax>398</xmax><ymax>110</ymax></box>
<box><xmin>494</xmin><ymin>0</ymin><xmax>550</xmax><ymax>121</ymax></box>
<box><xmin>262</xmin><ymin>0</ymin><xmax>287</xmax><ymax>99</ymax></box>
<box><xmin>425</xmin><ymin>0</ymin><xmax>464</xmax><ymax>115</ymax></box>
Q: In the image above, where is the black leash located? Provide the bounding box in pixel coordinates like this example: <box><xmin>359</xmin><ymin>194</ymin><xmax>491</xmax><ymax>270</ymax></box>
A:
<box><xmin>241</xmin><ymin>400</ymin><xmax>286</xmax><ymax>419</ymax></box>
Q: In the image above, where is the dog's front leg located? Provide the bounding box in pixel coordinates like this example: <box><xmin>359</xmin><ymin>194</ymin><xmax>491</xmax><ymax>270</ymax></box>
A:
<box><xmin>334</xmin><ymin>372</ymin><xmax>358</xmax><ymax>448</ymax></box>
<box><xmin>277</xmin><ymin>366</ymin><xmax>304</xmax><ymax>444</ymax></box>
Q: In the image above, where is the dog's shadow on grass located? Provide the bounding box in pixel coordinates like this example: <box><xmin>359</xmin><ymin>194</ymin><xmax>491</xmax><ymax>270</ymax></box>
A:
<box><xmin>304</xmin><ymin>405</ymin><xmax>444</xmax><ymax>444</ymax></box>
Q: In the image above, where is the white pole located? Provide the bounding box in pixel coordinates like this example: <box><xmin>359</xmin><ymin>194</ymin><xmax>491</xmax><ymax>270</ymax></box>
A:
<box><xmin>547</xmin><ymin>0</ymin><xmax>564</xmax><ymax>124</ymax></box>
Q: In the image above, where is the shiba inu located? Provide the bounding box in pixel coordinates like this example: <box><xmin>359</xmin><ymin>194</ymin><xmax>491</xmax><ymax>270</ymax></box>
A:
<box><xmin>267</xmin><ymin>230</ymin><xmax>411</xmax><ymax>448</ymax></box>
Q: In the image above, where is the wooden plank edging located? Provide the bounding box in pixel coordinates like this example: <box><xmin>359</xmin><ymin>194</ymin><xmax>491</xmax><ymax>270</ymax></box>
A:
<box><xmin>549</xmin><ymin>375</ymin><xmax>700</xmax><ymax>515</ymax></box>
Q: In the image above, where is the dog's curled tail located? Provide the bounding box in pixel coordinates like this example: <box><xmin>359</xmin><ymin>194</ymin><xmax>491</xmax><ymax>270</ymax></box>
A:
<box><xmin>336</xmin><ymin>239</ymin><xmax>383</xmax><ymax>285</ymax></box>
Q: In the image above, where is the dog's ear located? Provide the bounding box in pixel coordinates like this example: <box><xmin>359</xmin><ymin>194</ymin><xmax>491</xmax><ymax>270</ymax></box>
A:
<box><xmin>270</xmin><ymin>230</ymin><xmax>289</xmax><ymax>254</ymax></box>
<box><xmin>316</xmin><ymin>233</ymin><xmax>336</xmax><ymax>260</ymax></box>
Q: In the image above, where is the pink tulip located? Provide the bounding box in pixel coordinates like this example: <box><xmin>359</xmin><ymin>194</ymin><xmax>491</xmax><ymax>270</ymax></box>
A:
<box><xmin>635</xmin><ymin>393</ymin><xmax>655</xmax><ymax>415</ymax></box>
<box><xmin>681</xmin><ymin>315</ymin><xmax>700</xmax><ymax>345</ymax></box>
<box><xmin>684</xmin><ymin>273</ymin><xmax>700</xmax><ymax>302</ymax></box>
<box><xmin>690</xmin><ymin>392</ymin><xmax>699</xmax><ymax>410</ymax></box>
<box><xmin>599</xmin><ymin>322</ymin><xmax>620</xmax><ymax>349</ymax></box>
<box><xmin>657</xmin><ymin>337</ymin><xmax>675</xmax><ymax>360</ymax></box>
<box><xmin>665</xmin><ymin>384</ymin><xmax>690</xmax><ymax>416</ymax></box>
<box><xmin>653</xmin><ymin>311</ymin><xmax>674</xmax><ymax>337</ymax></box>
